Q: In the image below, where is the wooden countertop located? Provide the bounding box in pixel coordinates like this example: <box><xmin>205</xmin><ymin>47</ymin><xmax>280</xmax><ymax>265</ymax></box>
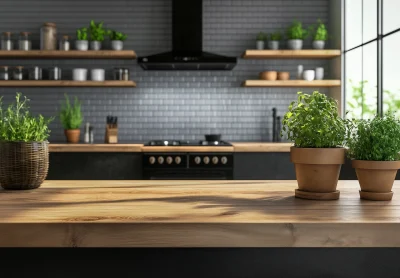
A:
<box><xmin>1</xmin><ymin>180</ymin><xmax>399</xmax><ymax>247</ymax></box>
<box><xmin>49</xmin><ymin>143</ymin><xmax>292</xmax><ymax>152</ymax></box>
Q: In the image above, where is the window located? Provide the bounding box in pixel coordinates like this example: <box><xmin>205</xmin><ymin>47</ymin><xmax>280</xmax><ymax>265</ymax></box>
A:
<box><xmin>344</xmin><ymin>0</ymin><xmax>400</xmax><ymax>118</ymax></box>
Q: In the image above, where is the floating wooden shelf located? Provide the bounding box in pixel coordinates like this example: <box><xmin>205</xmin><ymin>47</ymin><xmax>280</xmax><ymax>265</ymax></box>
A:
<box><xmin>242</xmin><ymin>50</ymin><xmax>341</xmax><ymax>59</ymax></box>
<box><xmin>0</xmin><ymin>80</ymin><xmax>136</xmax><ymax>87</ymax></box>
<box><xmin>0</xmin><ymin>50</ymin><xmax>137</xmax><ymax>59</ymax></box>
<box><xmin>242</xmin><ymin>80</ymin><xmax>341</xmax><ymax>88</ymax></box>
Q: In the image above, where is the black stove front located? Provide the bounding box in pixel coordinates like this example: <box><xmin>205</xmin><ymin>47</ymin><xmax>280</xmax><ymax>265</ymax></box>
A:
<box><xmin>145</xmin><ymin>140</ymin><xmax>232</xmax><ymax>146</ymax></box>
<box><xmin>143</xmin><ymin>152</ymin><xmax>234</xmax><ymax>180</ymax></box>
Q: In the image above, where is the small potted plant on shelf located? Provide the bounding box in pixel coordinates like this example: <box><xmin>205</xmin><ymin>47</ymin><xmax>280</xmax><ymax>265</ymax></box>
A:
<box><xmin>89</xmin><ymin>20</ymin><xmax>106</xmax><ymax>50</ymax></box>
<box><xmin>281</xmin><ymin>91</ymin><xmax>346</xmax><ymax>200</ymax></box>
<box><xmin>346</xmin><ymin>112</ymin><xmax>400</xmax><ymax>201</ymax></box>
<box><xmin>310</xmin><ymin>19</ymin><xmax>328</xmax><ymax>49</ymax></box>
<box><xmin>286</xmin><ymin>20</ymin><xmax>308</xmax><ymax>50</ymax></box>
<box><xmin>0</xmin><ymin>93</ymin><xmax>53</xmax><ymax>190</ymax></box>
<box><xmin>75</xmin><ymin>27</ymin><xmax>89</xmax><ymax>51</ymax></box>
<box><xmin>268</xmin><ymin>31</ymin><xmax>282</xmax><ymax>50</ymax></box>
<box><xmin>108</xmin><ymin>30</ymin><xmax>127</xmax><ymax>50</ymax></box>
<box><xmin>59</xmin><ymin>94</ymin><xmax>83</xmax><ymax>143</ymax></box>
<box><xmin>256</xmin><ymin>32</ymin><xmax>267</xmax><ymax>50</ymax></box>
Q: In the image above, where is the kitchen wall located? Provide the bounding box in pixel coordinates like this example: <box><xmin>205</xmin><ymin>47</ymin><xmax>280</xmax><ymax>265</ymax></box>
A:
<box><xmin>0</xmin><ymin>0</ymin><xmax>330</xmax><ymax>142</ymax></box>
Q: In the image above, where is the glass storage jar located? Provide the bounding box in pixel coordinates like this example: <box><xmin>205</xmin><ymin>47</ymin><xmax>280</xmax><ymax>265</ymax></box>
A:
<box><xmin>48</xmin><ymin>67</ymin><xmax>61</xmax><ymax>80</ymax></box>
<box><xmin>40</xmin><ymin>22</ymin><xmax>57</xmax><ymax>50</ymax></box>
<box><xmin>59</xmin><ymin>35</ymin><xmax>70</xmax><ymax>51</ymax></box>
<box><xmin>18</xmin><ymin>32</ymin><xmax>32</xmax><ymax>51</ymax></box>
<box><xmin>114</xmin><ymin>68</ymin><xmax>123</xmax><ymax>80</ymax></box>
<box><xmin>13</xmin><ymin>66</ymin><xmax>24</xmax><ymax>80</ymax></box>
<box><xmin>0</xmin><ymin>66</ymin><xmax>9</xmax><ymax>80</ymax></box>
<box><xmin>1</xmin><ymin>32</ymin><xmax>13</xmax><ymax>51</ymax></box>
<box><xmin>122</xmin><ymin>68</ymin><xmax>130</xmax><ymax>81</ymax></box>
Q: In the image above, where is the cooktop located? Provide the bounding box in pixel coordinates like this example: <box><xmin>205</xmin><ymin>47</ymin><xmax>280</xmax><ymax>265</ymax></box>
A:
<box><xmin>144</xmin><ymin>140</ymin><xmax>232</xmax><ymax>146</ymax></box>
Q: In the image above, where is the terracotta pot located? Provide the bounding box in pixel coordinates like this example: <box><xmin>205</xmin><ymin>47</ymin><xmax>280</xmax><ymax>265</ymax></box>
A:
<box><xmin>64</xmin><ymin>129</ymin><xmax>80</xmax><ymax>143</ymax></box>
<box><xmin>260</xmin><ymin>71</ymin><xmax>277</xmax><ymax>81</ymax></box>
<box><xmin>278</xmin><ymin>71</ymin><xmax>290</xmax><ymax>80</ymax></box>
<box><xmin>352</xmin><ymin>160</ymin><xmax>400</xmax><ymax>200</ymax></box>
<box><xmin>290</xmin><ymin>147</ymin><xmax>345</xmax><ymax>193</ymax></box>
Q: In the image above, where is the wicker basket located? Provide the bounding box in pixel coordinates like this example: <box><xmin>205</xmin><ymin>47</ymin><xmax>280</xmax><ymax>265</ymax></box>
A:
<box><xmin>0</xmin><ymin>141</ymin><xmax>49</xmax><ymax>190</ymax></box>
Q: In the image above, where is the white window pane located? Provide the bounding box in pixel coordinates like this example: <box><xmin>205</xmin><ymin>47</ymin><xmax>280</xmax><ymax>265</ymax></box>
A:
<box><xmin>346</xmin><ymin>0</ymin><xmax>362</xmax><ymax>50</ymax></box>
<box><xmin>345</xmin><ymin>48</ymin><xmax>362</xmax><ymax>118</ymax></box>
<box><xmin>363</xmin><ymin>0</ymin><xmax>377</xmax><ymax>42</ymax></box>
<box><xmin>383</xmin><ymin>32</ymin><xmax>400</xmax><ymax>116</ymax></box>
<box><xmin>362</xmin><ymin>42</ymin><xmax>377</xmax><ymax>119</ymax></box>
<box><xmin>384</xmin><ymin>0</ymin><xmax>400</xmax><ymax>34</ymax></box>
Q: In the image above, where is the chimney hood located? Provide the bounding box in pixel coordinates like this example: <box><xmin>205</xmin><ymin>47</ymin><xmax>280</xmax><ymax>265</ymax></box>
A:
<box><xmin>138</xmin><ymin>0</ymin><xmax>237</xmax><ymax>71</ymax></box>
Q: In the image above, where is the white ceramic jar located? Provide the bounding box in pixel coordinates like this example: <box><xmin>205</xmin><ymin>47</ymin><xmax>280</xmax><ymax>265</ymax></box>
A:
<box><xmin>303</xmin><ymin>70</ymin><xmax>315</xmax><ymax>81</ymax></box>
<box><xmin>91</xmin><ymin>69</ymin><xmax>105</xmax><ymax>81</ymax></box>
<box><xmin>315</xmin><ymin>67</ymin><xmax>324</xmax><ymax>80</ymax></box>
<box><xmin>72</xmin><ymin>68</ymin><xmax>88</xmax><ymax>81</ymax></box>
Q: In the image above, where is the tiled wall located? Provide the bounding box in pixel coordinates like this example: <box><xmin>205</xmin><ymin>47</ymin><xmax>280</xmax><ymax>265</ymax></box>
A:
<box><xmin>0</xmin><ymin>0</ymin><xmax>330</xmax><ymax>142</ymax></box>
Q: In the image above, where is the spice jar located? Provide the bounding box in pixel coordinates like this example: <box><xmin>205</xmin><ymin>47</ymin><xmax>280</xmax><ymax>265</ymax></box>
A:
<box><xmin>114</xmin><ymin>68</ymin><xmax>123</xmax><ymax>80</ymax></box>
<box><xmin>13</xmin><ymin>66</ymin><xmax>24</xmax><ymax>80</ymax></box>
<box><xmin>122</xmin><ymin>68</ymin><xmax>130</xmax><ymax>81</ymax></box>
<box><xmin>48</xmin><ymin>67</ymin><xmax>61</xmax><ymax>80</ymax></box>
<box><xmin>59</xmin><ymin>35</ymin><xmax>70</xmax><ymax>51</ymax></box>
<box><xmin>29</xmin><ymin>67</ymin><xmax>42</xmax><ymax>80</ymax></box>
<box><xmin>19</xmin><ymin>32</ymin><xmax>32</xmax><ymax>51</ymax></box>
<box><xmin>1</xmin><ymin>32</ymin><xmax>13</xmax><ymax>51</ymax></box>
<box><xmin>0</xmin><ymin>66</ymin><xmax>9</xmax><ymax>80</ymax></box>
<box><xmin>40</xmin><ymin>22</ymin><xmax>57</xmax><ymax>50</ymax></box>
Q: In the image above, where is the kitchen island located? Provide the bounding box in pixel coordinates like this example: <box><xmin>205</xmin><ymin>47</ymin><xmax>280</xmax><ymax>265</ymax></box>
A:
<box><xmin>1</xmin><ymin>180</ymin><xmax>399</xmax><ymax>247</ymax></box>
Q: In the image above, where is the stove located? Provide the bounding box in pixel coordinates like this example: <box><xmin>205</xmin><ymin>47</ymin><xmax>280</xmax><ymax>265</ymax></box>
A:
<box><xmin>143</xmin><ymin>140</ymin><xmax>234</xmax><ymax>180</ymax></box>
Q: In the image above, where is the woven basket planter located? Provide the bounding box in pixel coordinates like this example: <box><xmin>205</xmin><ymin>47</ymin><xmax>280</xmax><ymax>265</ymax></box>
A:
<box><xmin>0</xmin><ymin>141</ymin><xmax>49</xmax><ymax>190</ymax></box>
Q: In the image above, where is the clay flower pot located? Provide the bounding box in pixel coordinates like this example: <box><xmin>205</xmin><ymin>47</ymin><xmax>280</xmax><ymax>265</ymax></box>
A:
<box><xmin>291</xmin><ymin>147</ymin><xmax>345</xmax><ymax>200</ymax></box>
<box><xmin>260</xmin><ymin>71</ymin><xmax>277</xmax><ymax>81</ymax></box>
<box><xmin>352</xmin><ymin>160</ymin><xmax>400</xmax><ymax>201</ymax></box>
<box><xmin>277</xmin><ymin>72</ymin><xmax>290</xmax><ymax>80</ymax></box>
<box><xmin>64</xmin><ymin>129</ymin><xmax>80</xmax><ymax>143</ymax></box>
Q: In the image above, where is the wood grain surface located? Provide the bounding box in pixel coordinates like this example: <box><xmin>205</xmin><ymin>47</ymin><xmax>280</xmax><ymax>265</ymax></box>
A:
<box><xmin>0</xmin><ymin>80</ymin><xmax>136</xmax><ymax>87</ymax></box>
<box><xmin>242</xmin><ymin>49</ymin><xmax>341</xmax><ymax>59</ymax></box>
<box><xmin>0</xmin><ymin>50</ymin><xmax>137</xmax><ymax>59</ymax></box>
<box><xmin>0</xmin><ymin>180</ymin><xmax>399</xmax><ymax>247</ymax></box>
<box><xmin>232</xmin><ymin>143</ymin><xmax>292</xmax><ymax>152</ymax></box>
<box><xmin>242</xmin><ymin>80</ymin><xmax>341</xmax><ymax>87</ymax></box>
<box><xmin>49</xmin><ymin>144</ymin><xmax>143</xmax><ymax>152</ymax></box>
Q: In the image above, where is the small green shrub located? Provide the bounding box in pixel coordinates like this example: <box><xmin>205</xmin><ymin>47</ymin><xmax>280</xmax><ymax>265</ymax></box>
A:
<box><xmin>286</xmin><ymin>20</ymin><xmax>308</xmax><ymax>40</ymax></box>
<box><xmin>346</xmin><ymin>112</ymin><xmax>400</xmax><ymax>161</ymax></box>
<box><xmin>281</xmin><ymin>91</ymin><xmax>345</xmax><ymax>148</ymax></box>
<box><xmin>59</xmin><ymin>94</ymin><xmax>83</xmax><ymax>130</ymax></box>
<box><xmin>256</xmin><ymin>32</ymin><xmax>267</xmax><ymax>41</ymax></box>
<box><xmin>310</xmin><ymin>19</ymin><xmax>328</xmax><ymax>41</ymax></box>
<box><xmin>89</xmin><ymin>20</ymin><xmax>106</xmax><ymax>41</ymax></box>
<box><xmin>76</xmin><ymin>27</ymin><xmax>88</xmax><ymax>40</ymax></box>
<box><xmin>108</xmin><ymin>30</ymin><xmax>128</xmax><ymax>41</ymax></box>
<box><xmin>0</xmin><ymin>93</ymin><xmax>53</xmax><ymax>142</ymax></box>
<box><xmin>269</xmin><ymin>31</ymin><xmax>282</xmax><ymax>41</ymax></box>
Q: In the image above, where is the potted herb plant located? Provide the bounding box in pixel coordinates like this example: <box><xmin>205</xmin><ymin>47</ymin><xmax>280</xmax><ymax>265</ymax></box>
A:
<box><xmin>59</xmin><ymin>94</ymin><xmax>83</xmax><ymax>143</ymax></box>
<box><xmin>109</xmin><ymin>30</ymin><xmax>127</xmax><ymax>50</ymax></box>
<box><xmin>346</xmin><ymin>112</ymin><xmax>400</xmax><ymax>201</ymax></box>
<box><xmin>268</xmin><ymin>31</ymin><xmax>282</xmax><ymax>50</ymax></box>
<box><xmin>281</xmin><ymin>91</ymin><xmax>346</xmax><ymax>200</ymax></box>
<box><xmin>89</xmin><ymin>20</ymin><xmax>106</xmax><ymax>50</ymax></box>
<box><xmin>310</xmin><ymin>19</ymin><xmax>328</xmax><ymax>49</ymax></box>
<box><xmin>75</xmin><ymin>27</ymin><xmax>88</xmax><ymax>51</ymax></box>
<box><xmin>0</xmin><ymin>93</ymin><xmax>53</xmax><ymax>190</ymax></box>
<box><xmin>286</xmin><ymin>20</ymin><xmax>308</xmax><ymax>50</ymax></box>
<box><xmin>256</xmin><ymin>32</ymin><xmax>266</xmax><ymax>50</ymax></box>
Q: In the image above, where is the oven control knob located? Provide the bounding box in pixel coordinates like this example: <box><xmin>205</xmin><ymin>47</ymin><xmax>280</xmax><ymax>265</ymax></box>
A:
<box><xmin>221</xmin><ymin>156</ymin><xmax>228</xmax><ymax>165</ymax></box>
<box><xmin>166</xmin><ymin>156</ymin><xmax>173</xmax><ymax>164</ymax></box>
<box><xmin>175</xmin><ymin>156</ymin><xmax>182</xmax><ymax>165</ymax></box>
<box><xmin>212</xmin><ymin>156</ymin><xmax>219</xmax><ymax>164</ymax></box>
<box><xmin>194</xmin><ymin>156</ymin><xmax>201</xmax><ymax>164</ymax></box>
<box><xmin>203</xmin><ymin>156</ymin><xmax>210</xmax><ymax>164</ymax></box>
<box><xmin>158</xmin><ymin>156</ymin><xmax>164</xmax><ymax>164</ymax></box>
<box><xmin>149</xmin><ymin>156</ymin><xmax>156</xmax><ymax>164</ymax></box>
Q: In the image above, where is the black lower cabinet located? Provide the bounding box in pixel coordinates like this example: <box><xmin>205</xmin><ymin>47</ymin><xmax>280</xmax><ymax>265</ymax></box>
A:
<box><xmin>47</xmin><ymin>152</ymin><xmax>143</xmax><ymax>180</ymax></box>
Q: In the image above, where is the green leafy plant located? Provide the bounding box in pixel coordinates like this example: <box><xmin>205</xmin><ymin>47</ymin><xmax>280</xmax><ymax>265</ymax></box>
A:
<box><xmin>269</xmin><ymin>31</ymin><xmax>282</xmax><ymax>41</ymax></box>
<box><xmin>309</xmin><ymin>19</ymin><xmax>328</xmax><ymax>41</ymax></box>
<box><xmin>346</xmin><ymin>111</ymin><xmax>400</xmax><ymax>161</ymax></box>
<box><xmin>89</xmin><ymin>20</ymin><xmax>106</xmax><ymax>41</ymax></box>
<box><xmin>286</xmin><ymin>20</ymin><xmax>308</xmax><ymax>40</ymax></box>
<box><xmin>108</xmin><ymin>30</ymin><xmax>127</xmax><ymax>41</ymax></box>
<box><xmin>59</xmin><ymin>94</ymin><xmax>83</xmax><ymax>130</ymax></box>
<box><xmin>76</xmin><ymin>27</ymin><xmax>88</xmax><ymax>40</ymax></box>
<box><xmin>256</xmin><ymin>32</ymin><xmax>267</xmax><ymax>41</ymax></box>
<box><xmin>281</xmin><ymin>91</ymin><xmax>345</xmax><ymax>148</ymax></box>
<box><xmin>0</xmin><ymin>93</ymin><xmax>53</xmax><ymax>142</ymax></box>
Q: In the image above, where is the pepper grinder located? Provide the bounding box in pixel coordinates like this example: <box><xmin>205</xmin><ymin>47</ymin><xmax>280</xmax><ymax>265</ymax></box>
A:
<box><xmin>272</xmin><ymin>108</ymin><xmax>277</xmax><ymax>142</ymax></box>
<box><xmin>84</xmin><ymin>122</ymin><xmax>90</xmax><ymax>143</ymax></box>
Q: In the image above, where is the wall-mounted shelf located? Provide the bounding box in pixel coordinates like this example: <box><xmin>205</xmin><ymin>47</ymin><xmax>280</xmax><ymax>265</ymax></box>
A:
<box><xmin>242</xmin><ymin>80</ymin><xmax>341</xmax><ymax>88</ymax></box>
<box><xmin>0</xmin><ymin>80</ymin><xmax>136</xmax><ymax>87</ymax></box>
<box><xmin>242</xmin><ymin>50</ymin><xmax>341</xmax><ymax>59</ymax></box>
<box><xmin>0</xmin><ymin>50</ymin><xmax>137</xmax><ymax>59</ymax></box>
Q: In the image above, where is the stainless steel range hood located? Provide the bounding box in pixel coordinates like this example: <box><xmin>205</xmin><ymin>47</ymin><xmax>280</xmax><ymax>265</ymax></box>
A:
<box><xmin>138</xmin><ymin>0</ymin><xmax>237</xmax><ymax>71</ymax></box>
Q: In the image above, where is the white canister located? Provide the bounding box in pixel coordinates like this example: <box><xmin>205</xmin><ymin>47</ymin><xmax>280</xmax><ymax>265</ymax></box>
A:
<box><xmin>303</xmin><ymin>70</ymin><xmax>315</xmax><ymax>81</ymax></box>
<box><xmin>91</xmin><ymin>69</ymin><xmax>105</xmax><ymax>81</ymax></box>
<box><xmin>315</xmin><ymin>67</ymin><xmax>324</xmax><ymax>80</ymax></box>
<box><xmin>72</xmin><ymin>68</ymin><xmax>88</xmax><ymax>81</ymax></box>
<box><xmin>297</xmin><ymin>65</ymin><xmax>304</xmax><ymax>80</ymax></box>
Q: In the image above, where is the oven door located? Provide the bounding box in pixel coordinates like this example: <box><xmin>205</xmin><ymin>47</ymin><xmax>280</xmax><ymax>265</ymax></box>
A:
<box><xmin>143</xmin><ymin>169</ymin><xmax>233</xmax><ymax>180</ymax></box>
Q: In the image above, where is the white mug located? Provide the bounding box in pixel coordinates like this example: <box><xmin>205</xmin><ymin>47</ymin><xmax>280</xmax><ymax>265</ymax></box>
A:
<box><xmin>91</xmin><ymin>69</ymin><xmax>105</xmax><ymax>81</ymax></box>
<box><xmin>303</xmin><ymin>70</ymin><xmax>315</xmax><ymax>81</ymax></box>
<box><xmin>315</xmin><ymin>67</ymin><xmax>324</xmax><ymax>80</ymax></box>
<box><xmin>72</xmin><ymin>68</ymin><xmax>87</xmax><ymax>81</ymax></box>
